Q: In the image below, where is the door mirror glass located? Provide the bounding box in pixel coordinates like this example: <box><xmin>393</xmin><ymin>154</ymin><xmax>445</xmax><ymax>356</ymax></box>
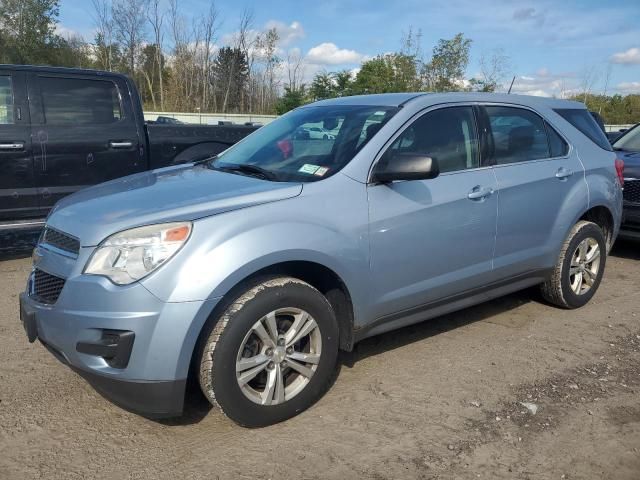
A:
<box><xmin>373</xmin><ymin>153</ymin><xmax>439</xmax><ymax>183</ymax></box>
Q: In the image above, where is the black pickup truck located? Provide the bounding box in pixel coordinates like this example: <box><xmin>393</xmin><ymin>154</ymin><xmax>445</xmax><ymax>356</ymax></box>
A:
<box><xmin>0</xmin><ymin>65</ymin><xmax>259</xmax><ymax>228</ymax></box>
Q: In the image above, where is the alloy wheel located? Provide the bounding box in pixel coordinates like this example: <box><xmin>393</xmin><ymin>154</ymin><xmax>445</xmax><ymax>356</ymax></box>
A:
<box><xmin>235</xmin><ymin>307</ymin><xmax>322</xmax><ymax>406</ymax></box>
<box><xmin>569</xmin><ymin>237</ymin><xmax>600</xmax><ymax>295</ymax></box>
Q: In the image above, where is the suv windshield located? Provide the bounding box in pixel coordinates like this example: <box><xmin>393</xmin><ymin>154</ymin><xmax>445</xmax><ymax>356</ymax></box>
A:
<box><xmin>613</xmin><ymin>124</ymin><xmax>640</xmax><ymax>152</ymax></box>
<box><xmin>208</xmin><ymin>105</ymin><xmax>398</xmax><ymax>182</ymax></box>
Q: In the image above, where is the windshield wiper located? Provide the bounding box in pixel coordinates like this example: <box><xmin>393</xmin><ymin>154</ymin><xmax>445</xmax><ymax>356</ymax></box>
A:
<box><xmin>214</xmin><ymin>163</ymin><xmax>278</xmax><ymax>181</ymax></box>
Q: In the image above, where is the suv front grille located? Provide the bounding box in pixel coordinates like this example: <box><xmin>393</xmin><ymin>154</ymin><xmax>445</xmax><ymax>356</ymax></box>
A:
<box><xmin>30</xmin><ymin>268</ymin><xmax>66</xmax><ymax>304</ymax></box>
<box><xmin>41</xmin><ymin>227</ymin><xmax>80</xmax><ymax>256</ymax></box>
<box><xmin>623</xmin><ymin>179</ymin><xmax>640</xmax><ymax>204</ymax></box>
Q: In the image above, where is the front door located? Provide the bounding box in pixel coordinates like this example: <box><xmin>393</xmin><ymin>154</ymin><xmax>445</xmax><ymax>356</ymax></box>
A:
<box><xmin>0</xmin><ymin>71</ymin><xmax>39</xmax><ymax>221</ymax></box>
<box><xmin>27</xmin><ymin>73</ymin><xmax>144</xmax><ymax>210</ymax></box>
<box><xmin>367</xmin><ymin>106</ymin><xmax>498</xmax><ymax>320</ymax></box>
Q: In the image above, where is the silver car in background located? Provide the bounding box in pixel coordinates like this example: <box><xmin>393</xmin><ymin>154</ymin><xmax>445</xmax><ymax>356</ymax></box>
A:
<box><xmin>20</xmin><ymin>93</ymin><xmax>623</xmax><ymax>426</ymax></box>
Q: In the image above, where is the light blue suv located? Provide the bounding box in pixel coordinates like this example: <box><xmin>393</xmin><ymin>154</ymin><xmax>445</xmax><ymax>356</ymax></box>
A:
<box><xmin>20</xmin><ymin>93</ymin><xmax>623</xmax><ymax>426</ymax></box>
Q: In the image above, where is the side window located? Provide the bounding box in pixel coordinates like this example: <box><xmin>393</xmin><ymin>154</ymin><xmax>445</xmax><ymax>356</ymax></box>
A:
<box><xmin>485</xmin><ymin>106</ymin><xmax>550</xmax><ymax>164</ymax></box>
<box><xmin>382</xmin><ymin>106</ymin><xmax>479</xmax><ymax>174</ymax></box>
<box><xmin>546</xmin><ymin>122</ymin><xmax>569</xmax><ymax>157</ymax></box>
<box><xmin>0</xmin><ymin>76</ymin><xmax>14</xmax><ymax>125</ymax></box>
<box><xmin>38</xmin><ymin>77</ymin><xmax>123</xmax><ymax>125</ymax></box>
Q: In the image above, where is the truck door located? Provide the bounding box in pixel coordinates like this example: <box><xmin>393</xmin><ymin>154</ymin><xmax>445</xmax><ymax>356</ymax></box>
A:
<box><xmin>0</xmin><ymin>71</ymin><xmax>39</xmax><ymax>221</ymax></box>
<box><xmin>27</xmin><ymin>73</ymin><xmax>145</xmax><ymax>209</ymax></box>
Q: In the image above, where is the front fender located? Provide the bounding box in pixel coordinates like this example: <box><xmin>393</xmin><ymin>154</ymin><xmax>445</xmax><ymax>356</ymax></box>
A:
<box><xmin>141</xmin><ymin>193</ymin><xmax>370</xmax><ymax>320</ymax></box>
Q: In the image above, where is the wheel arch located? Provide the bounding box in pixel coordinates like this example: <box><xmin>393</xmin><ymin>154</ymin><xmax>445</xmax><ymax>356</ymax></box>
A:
<box><xmin>186</xmin><ymin>259</ymin><xmax>357</xmax><ymax>383</ymax></box>
<box><xmin>578</xmin><ymin>204</ymin><xmax>615</xmax><ymax>250</ymax></box>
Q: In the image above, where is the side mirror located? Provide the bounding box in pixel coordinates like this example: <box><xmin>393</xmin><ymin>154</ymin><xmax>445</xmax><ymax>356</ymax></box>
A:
<box><xmin>372</xmin><ymin>153</ymin><xmax>439</xmax><ymax>183</ymax></box>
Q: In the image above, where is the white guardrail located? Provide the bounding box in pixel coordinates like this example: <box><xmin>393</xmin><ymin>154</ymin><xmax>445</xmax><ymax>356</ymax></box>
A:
<box><xmin>144</xmin><ymin>111</ymin><xmax>277</xmax><ymax>125</ymax></box>
<box><xmin>605</xmin><ymin>124</ymin><xmax>634</xmax><ymax>132</ymax></box>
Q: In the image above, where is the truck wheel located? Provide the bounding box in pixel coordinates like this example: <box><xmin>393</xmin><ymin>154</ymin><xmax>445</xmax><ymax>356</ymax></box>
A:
<box><xmin>541</xmin><ymin>221</ymin><xmax>607</xmax><ymax>309</ymax></box>
<box><xmin>198</xmin><ymin>277</ymin><xmax>339</xmax><ymax>427</ymax></box>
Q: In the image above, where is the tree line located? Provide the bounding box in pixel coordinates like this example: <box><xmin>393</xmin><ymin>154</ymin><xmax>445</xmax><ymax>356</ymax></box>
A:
<box><xmin>1</xmin><ymin>0</ymin><xmax>638</xmax><ymax>124</ymax></box>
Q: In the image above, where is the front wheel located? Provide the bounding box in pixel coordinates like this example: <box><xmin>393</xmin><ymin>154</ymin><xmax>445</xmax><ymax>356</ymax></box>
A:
<box><xmin>541</xmin><ymin>220</ymin><xmax>607</xmax><ymax>309</ymax></box>
<box><xmin>198</xmin><ymin>277</ymin><xmax>339</xmax><ymax>427</ymax></box>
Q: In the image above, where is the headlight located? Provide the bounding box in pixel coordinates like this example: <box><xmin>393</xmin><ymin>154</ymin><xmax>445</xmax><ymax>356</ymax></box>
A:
<box><xmin>84</xmin><ymin>222</ymin><xmax>192</xmax><ymax>285</ymax></box>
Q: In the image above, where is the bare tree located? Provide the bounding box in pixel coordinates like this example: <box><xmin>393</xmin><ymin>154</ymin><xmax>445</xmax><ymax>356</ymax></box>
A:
<box><xmin>200</xmin><ymin>1</ymin><xmax>220</xmax><ymax>112</ymax></box>
<box><xmin>476</xmin><ymin>48</ymin><xmax>511</xmax><ymax>92</ymax></box>
<box><xmin>599</xmin><ymin>62</ymin><xmax>613</xmax><ymax>114</ymax></box>
<box><xmin>285</xmin><ymin>48</ymin><xmax>305</xmax><ymax>93</ymax></box>
<box><xmin>112</xmin><ymin>0</ymin><xmax>149</xmax><ymax>75</ymax></box>
<box><xmin>579</xmin><ymin>65</ymin><xmax>600</xmax><ymax>106</ymax></box>
<box><xmin>147</xmin><ymin>0</ymin><xmax>165</xmax><ymax>110</ymax></box>
<box><xmin>91</xmin><ymin>0</ymin><xmax>116</xmax><ymax>71</ymax></box>
<box><xmin>221</xmin><ymin>8</ymin><xmax>253</xmax><ymax>113</ymax></box>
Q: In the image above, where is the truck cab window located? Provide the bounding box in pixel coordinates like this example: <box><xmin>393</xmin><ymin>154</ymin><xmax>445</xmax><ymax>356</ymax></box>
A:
<box><xmin>0</xmin><ymin>76</ymin><xmax>14</xmax><ymax>124</ymax></box>
<box><xmin>39</xmin><ymin>77</ymin><xmax>122</xmax><ymax>125</ymax></box>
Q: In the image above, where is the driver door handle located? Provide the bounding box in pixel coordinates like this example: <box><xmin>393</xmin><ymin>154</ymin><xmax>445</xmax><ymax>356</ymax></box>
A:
<box><xmin>0</xmin><ymin>142</ymin><xmax>25</xmax><ymax>151</ymax></box>
<box><xmin>109</xmin><ymin>141</ymin><xmax>134</xmax><ymax>149</ymax></box>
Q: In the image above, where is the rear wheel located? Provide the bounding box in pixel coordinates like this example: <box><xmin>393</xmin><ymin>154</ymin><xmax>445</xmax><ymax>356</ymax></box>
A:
<box><xmin>198</xmin><ymin>277</ymin><xmax>339</xmax><ymax>427</ymax></box>
<box><xmin>541</xmin><ymin>221</ymin><xmax>607</xmax><ymax>309</ymax></box>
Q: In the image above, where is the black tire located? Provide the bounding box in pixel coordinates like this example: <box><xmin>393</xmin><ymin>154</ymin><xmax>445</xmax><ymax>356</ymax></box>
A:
<box><xmin>198</xmin><ymin>277</ymin><xmax>339</xmax><ymax>427</ymax></box>
<box><xmin>541</xmin><ymin>220</ymin><xmax>607</xmax><ymax>309</ymax></box>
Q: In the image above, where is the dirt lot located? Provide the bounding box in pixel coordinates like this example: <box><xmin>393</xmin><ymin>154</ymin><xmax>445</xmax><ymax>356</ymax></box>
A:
<box><xmin>0</xmin><ymin>237</ymin><xmax>639</xmax><ymax>480</ymax></box>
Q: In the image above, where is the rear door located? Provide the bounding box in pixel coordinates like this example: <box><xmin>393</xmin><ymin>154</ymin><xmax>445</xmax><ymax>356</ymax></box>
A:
<box><xmin>27</xmin><ymin>73</ymin><xmax>144</xmax><ymax>209</ymax></box>
<box><xmin>481</xmin><ymin>104</ymin><xmax>584</xmax><ymax>277</ymax></box>
<box><xmin>0</xmin><ymin>70</ymin><xmax>39</xmax><ymax>220</ymax></box>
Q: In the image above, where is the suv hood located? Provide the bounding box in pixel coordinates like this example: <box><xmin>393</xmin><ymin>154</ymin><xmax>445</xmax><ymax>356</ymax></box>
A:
<box><xmin>47</xmin><ymin>164</ymin><xmax>302</xmax><ymax>246</ymax></box>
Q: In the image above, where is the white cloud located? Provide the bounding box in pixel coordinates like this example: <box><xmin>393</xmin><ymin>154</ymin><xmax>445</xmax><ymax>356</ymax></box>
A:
<box><xmin>617</xmin><ymin>81</ymin><xmax>640</xmax><ymax>93</ymax></box>
<box><xmin>506</xmin><ymin>70</ymin><xmax>579</xmax><ymax>98</ymax></box>
<box><xmin>264</xmin><ymin>20</ymin><xmax>305</xmax><ymax>47</ymax></box>
<box><xmin>306</xmin><ymin>42</ymin><xmax>365</xmax><ymax>65</ymax></box>
<box><xmin>610</xmin><ymin>47</ymin><xmax>640</xmax><ymax>65</ymax></box>
<box><xmin>55</xmin><ymin>24</ymin><xmax>80</xmax><ymax>39</ymax></box>
<box><xmin>222</xmin><ymin>20</ymin><xmax>304</xmax><ymax>50</ymax></box>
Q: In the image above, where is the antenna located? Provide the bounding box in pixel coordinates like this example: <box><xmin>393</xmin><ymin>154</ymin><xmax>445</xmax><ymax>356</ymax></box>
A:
<box><xmin>507</xmin><ymin>76</ymin><xmax>516</xmax><ymax>94</ymax></box>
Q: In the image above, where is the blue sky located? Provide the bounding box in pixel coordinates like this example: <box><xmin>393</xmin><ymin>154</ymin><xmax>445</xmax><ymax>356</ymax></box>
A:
<box><xmin>58</xmin><ymin>0</ymin><xmax>640</xmax><ymax>96</ymax></box>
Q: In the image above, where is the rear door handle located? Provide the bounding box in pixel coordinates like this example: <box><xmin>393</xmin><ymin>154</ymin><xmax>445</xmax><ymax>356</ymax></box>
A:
<box><xmin>467</xmin><ymin>185</ymin><xmax>494</xmax><ymax>200</ymax></box>
<box><xmin>555</xmin><ymin>167</ymin><xmax>573</xmax><ymax>180</ymax></box>
<box><xmin>109</xmin><ymin>141</ymin><xmax>134</xmax><ymax>149</ymax></box>
<box><xmin>0</xmin><ymin>142</ymin><xmax>25</xmax><ymax>151</ymax></box>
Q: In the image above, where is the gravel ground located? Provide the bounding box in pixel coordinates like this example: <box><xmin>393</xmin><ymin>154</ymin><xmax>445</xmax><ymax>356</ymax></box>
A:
<box><xmin>0</xmin><ymin>235</ymin><xmax>638</xmax><ymax>480</ymax></box>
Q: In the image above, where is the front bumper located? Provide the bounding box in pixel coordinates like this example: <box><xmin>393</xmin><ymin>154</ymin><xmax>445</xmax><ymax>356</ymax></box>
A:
<box><xmin>40</xmin><ymin>331</ymin><xmax>187</xmax><ymax>418</ymax></box>
<box><xmin>19</xmin><ymin>273</ymin><xmax>219</xmax><ymax>418</ymax></box>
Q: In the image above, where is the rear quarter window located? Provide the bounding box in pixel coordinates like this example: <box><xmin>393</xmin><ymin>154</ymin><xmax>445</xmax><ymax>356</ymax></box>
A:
<box><xmin>554</xmin><ymin>108</ymin><xmax>612</xmax><ymax>151</ymax></box>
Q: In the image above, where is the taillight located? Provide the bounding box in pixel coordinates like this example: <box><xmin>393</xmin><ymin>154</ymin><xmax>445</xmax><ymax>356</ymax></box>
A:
<box><xmin>615</xmin><ymin>158</ymin><xmax>624</xmax><ymax>188</ymax></box>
